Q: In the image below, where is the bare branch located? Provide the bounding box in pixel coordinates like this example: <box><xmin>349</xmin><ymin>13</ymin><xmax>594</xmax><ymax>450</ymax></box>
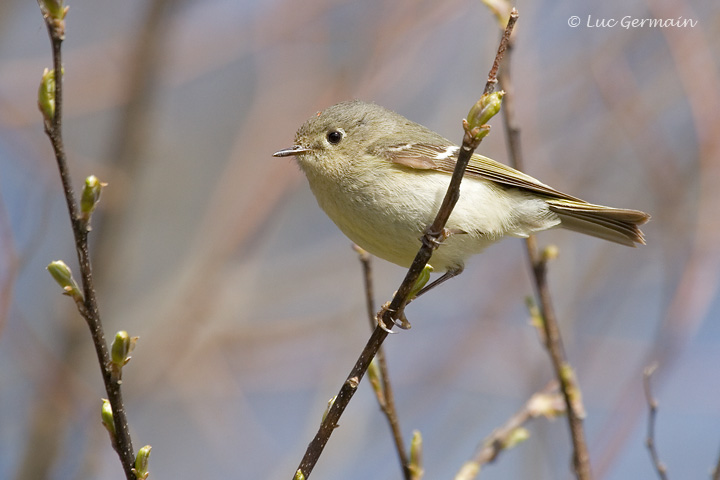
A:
<box><xmin>455</xmin><ymin>381</ymin><xmax>562</xmax><ymax>480</ymax></box>
<box><xmin>497</xmin><ymin>20</ymin><xmax>592</xmax><ymax>480</ymax></box>
<box><xmin>643</xmin><ymin>364</ymin><xmax>669</xmax><ymax>480</ymax></box>
<box><xmin>292</xmin><ymin>12</ymin><xmax>519</xmax><ymax>479</ymax></box>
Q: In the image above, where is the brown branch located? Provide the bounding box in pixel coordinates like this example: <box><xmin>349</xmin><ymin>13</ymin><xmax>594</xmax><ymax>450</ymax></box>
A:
<box><xmin>353</xmin><ymin>245</ymin><xmax>410</xmax><ymax>480</ymax></box>
<box><xmin>456</xmin><ymin>381</ymin><xmax>562</xmax><ymax>480</ymax></box>
<box><xmin>292</xmin><ymin>11</ymin><xmax>518</xmax><ymax>480</ymax></box>
<box><xmin>642</xmin><ymin>364</ymin><xmax>669</xmax><ymax>480</ymax></box>
<box><xmin>38</xmin><ymin>6</ymin><xmax>136</xmax><ymax>479</ymax></box>
<box><xmin>497</xmin><ymin>28</ymin><xmax>592</xmax><ymax>480</ymax></box>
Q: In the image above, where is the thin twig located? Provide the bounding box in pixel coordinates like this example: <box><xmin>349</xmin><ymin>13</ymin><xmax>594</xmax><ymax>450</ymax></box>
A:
<box><xmin>353</xmin><ymin>246</ymin><xmax>410</xmax><ymax>480</ymax></box>
<box><xmin>292</xmin><ymin>11</ymin><xmax>518</xmax><ymax>480</ymax></box>
<box><xmin>456</xmin><ymin>381</ymin><xmax>561</xmax><ymax>480</ymax></box>
<box><xmin>643</xmin><ymin>364</ymin><xmax>669</xmax><ymax>480</ymax></box>
<box><xmin>497</xmin><ymin>28</ymin><xmax>592</xmax><ymax>480</ymax></box>
<box><xmin>38</xmin><ymin>6</ymin><xmax>136</xmax><ymax>479</ymax></box>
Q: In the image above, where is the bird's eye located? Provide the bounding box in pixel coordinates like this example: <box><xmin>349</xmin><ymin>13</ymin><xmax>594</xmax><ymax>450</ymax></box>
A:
<box><xmin>327</xmin><ymin>130</ymin><xmax>343</xmax><ymax>145</ymax></box>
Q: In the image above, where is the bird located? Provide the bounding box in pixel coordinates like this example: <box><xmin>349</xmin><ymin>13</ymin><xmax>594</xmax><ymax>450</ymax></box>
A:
<box><xmin>274</xmin><ymin>100</ymin><xmax>650</xmax><ymax>296</ymax></box>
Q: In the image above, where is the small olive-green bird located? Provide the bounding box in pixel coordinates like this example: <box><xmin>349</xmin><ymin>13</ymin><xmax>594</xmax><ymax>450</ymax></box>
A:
<box><xmin>274</xmin><ymin>100</ymin><xmax>649</xmax><ymax>284</ymax></box>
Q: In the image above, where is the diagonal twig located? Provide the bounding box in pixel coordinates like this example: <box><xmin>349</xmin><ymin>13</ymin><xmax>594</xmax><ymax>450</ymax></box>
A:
<box><xmin>292</xmin><ymin>10</ymin><xmax>519</xmax><ymax>480</ymax></box>
<box><xmin>455</xmin><ymin>381</ymin><xmax>562</xmax><ymax>480</ymax></box>
<box><xmin>497</xmin><ymin>24</ymin><xmax>592</xmax><ymax>480</ymax></box>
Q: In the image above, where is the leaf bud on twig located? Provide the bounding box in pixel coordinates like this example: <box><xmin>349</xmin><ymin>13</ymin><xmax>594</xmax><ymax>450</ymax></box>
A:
<box><xmin>46</xmin><ymin>260</ymin><xmax>83</xmax><ymax>302</ymax></box>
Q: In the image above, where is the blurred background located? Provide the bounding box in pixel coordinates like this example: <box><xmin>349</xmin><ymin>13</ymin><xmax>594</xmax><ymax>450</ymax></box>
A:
<box><xmin>1</xmin><ymin>0</ymin><xmax>719</xmax><ymax>478</ymax></box>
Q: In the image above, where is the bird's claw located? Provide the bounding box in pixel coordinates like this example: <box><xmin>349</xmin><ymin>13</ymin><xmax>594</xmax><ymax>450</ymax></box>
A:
<box><xmin>393</xmin><ymin>311</ymin><xmax>412</xmax><ymax>330</ymax></box>
<box><xmin>377</xmin><ymin>302</ymin><xmax>411</xmax><ymax>332</ymax></box>
<box><xmin>421</xmin><ymin>228</ymin><xmax>445</xmax><ymax>250</ymax></box>
<box><xmin>422</xmin><ymin>227</ymin><xmax>464</xmax><ymax>250</ymax></box>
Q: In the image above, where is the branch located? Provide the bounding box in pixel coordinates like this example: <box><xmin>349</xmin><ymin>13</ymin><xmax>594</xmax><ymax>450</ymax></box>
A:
<box><xmin>497</xmin><ymin>22</ymin><xmax>592</xmax><ymax>480</ymax></box>
<box><xmin>642</xmin><ymin>364</ymin><xmax>669</xmax><ymax>480</ymax></box>
<box><xmin>292</xmin><ymin>10</ymin><xmax>518</xmax><ymax>480</ymax></box>
<box><xmin>455</xmin><ymin>381</ymin><xmax>563</xmax><ymax>480</ymax></box>
<box><xmin>37</xmin><ymin>3</ymin><xmax>136</xmax><ymax>478</ymax></box>
<box><xmin>353</xmin><ymin>246</ymin><xmax>410</xmax><ymax>480</ymax></box>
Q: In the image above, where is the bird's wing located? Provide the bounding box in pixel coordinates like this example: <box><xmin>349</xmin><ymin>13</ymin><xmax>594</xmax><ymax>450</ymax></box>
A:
<box><xmin>380</xmin><ymin>142</ymin><xmax>583</xmax><ymax>202</ymax></box>
<box><xmin>378</xmin><ymin>142</ymin><xmax>650</xmax><ymax>246</ymax></box>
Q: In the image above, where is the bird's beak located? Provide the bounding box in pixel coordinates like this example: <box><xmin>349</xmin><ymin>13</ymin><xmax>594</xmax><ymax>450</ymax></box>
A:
<box><xmin>273</xmin><ymin>145</ymin><xmax>310</xmax><ymax>157</ymax></box>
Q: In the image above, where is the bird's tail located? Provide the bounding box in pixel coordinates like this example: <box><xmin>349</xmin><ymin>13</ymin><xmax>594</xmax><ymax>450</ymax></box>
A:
<box><xmin>546</xmin><ymin>199</ymin><xmax>650</xmax><ymax>247</ymax></box>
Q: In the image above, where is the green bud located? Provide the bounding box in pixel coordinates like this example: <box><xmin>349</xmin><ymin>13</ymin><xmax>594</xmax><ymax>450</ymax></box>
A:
<box><xmin>368</xmin><ymin>358</ymin><xmax>382</xmax><ymax>397</ymax></box>
<box><xmin>101</xmin><ymin>398</ymin><xmax>115</xmax><ymax>438</ymax></box>
<box><xmin>110</xmin><ymin>331</ymin><xmax>137</xmax><ymax>366</ymax></box>
<box><xmin>456</xmin><ymin>461</ymin><xmax>480</xmax><ymax>480</ymax></box>
<box><xmin>294</xmin><ymin>470</ymin><xmax>306</xmax><ymax>480</ymax></box>
<box><xmin>38</xmin><ymin>0</ymin><xmax>69</xmax><ymax>40</ymax></box>
<box><xmin>541</xmin><ymin>244</ymin><xmax>559</xmax><ymax>263</ymax></box>
<box><xmin>46</xmin><ymin>260</ymin><xmax>72</xmax><ymax>288</ymax></box>
<box><xmin>560</xmin><ymin>363</ymin><xmax>586</xmax><ymax>418</ymax></box>
<box><xmin>466</xmin><ymin>91</ymin><xmax>505</xmax><ymax>131</ymax></box>
<box><xmin>560</xmin><ymin>363</ymin><xmax>574</xmax><ymax>388</ymax></box>
<box><xmin>408</xmin><ymin>265</ymin><xmax>433</xmax><ymax>300</ymax></box>
<box><xmin>37</xmin><ymin>68</ymin><xmax>57</xmax><ymax>123</ymax></box>
<box><xmin>38</xmin><ymin>0</ymin><xmax>68</xmax><ymax>20</ymax></box>
<box><xmin>80</xmin><ymin>175</ymin><xmax>106</xmax><ymax>220</ymax></box>
<box><xmin>47</xmin><ymin>260</ymin><xmax>83</xmax><ymax>301</ymax></box>
<box><xmin>527</xmin><ymin>391</ymin><xmax>566</xmax><ymax>419</ymax></box>
<box><xmin>503</xmin><ymin>427</ymin><xmax>530</xmax><ymax>449</ymax></box>
<box><xmin>133</xmin><ymin>445</ymin><xmax>152</xmax><ymax>480</ymax></box>
<box><xmin>409</xmin><ymin>430</ymin><xmax>424</xmax><ymax>480</ymax></box>
<box><xmin>110</xmin><ymin>331</ymin><xmax>137</xmax><ymax>381</ymax></box>
<box><xmin>481</xmin><ymin>0</ymin><xmax>513</xmax><ymax>29</ymax></box>
<box><xmin>321</xmin><ymin>395</ymin><xmax>336</xmax><ymax>423</ymax></box>
<box><xmin>525</xmin><ymin>296</ymin><xmax>545</xmax><ymax>342</ymax></box>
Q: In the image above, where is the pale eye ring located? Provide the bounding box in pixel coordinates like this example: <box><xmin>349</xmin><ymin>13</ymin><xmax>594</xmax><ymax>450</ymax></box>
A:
<box><xmin>326</xmin><ymin>129</ymin><xmax>344</xmax><ymax>145</ymax></box>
